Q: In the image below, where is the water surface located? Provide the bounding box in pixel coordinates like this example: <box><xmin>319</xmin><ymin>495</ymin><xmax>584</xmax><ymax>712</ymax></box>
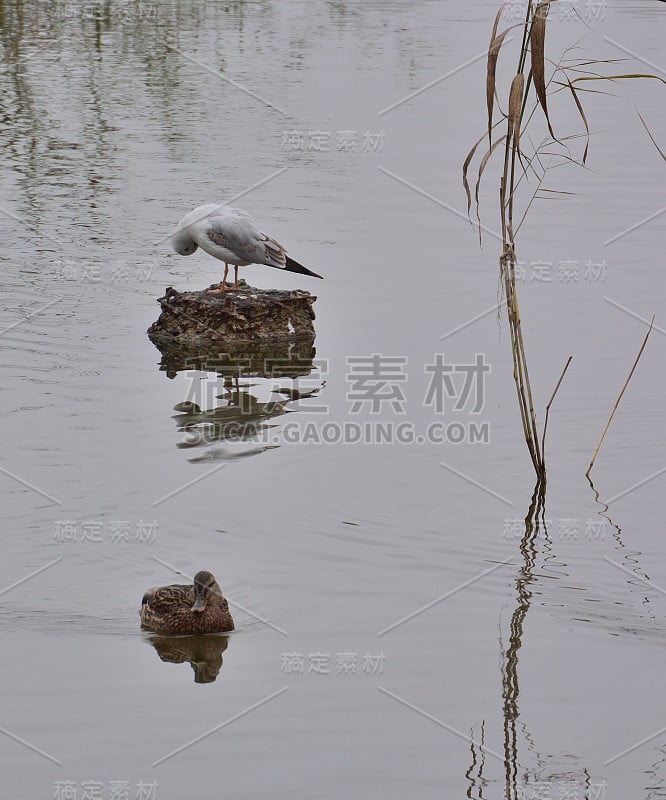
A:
<box><xmin>1</xmin><ymin>1</ymin><xmax>665</xmax><ymax>798</ymax></box>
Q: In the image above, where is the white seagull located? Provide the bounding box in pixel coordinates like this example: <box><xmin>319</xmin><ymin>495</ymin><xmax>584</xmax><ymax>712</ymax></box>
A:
<box><xmin>171</xmin><ymin>204</ymin><xmax>323</xmax><ymax>293</ymax></box>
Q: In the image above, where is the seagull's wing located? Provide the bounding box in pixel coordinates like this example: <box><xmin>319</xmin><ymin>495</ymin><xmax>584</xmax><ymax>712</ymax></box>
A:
<box><xmin>204</xmin><ymin>207</ymin><xmax>323</xmax><ymax>278</ymax></box>
<box><xmin>205</xmin><ymin>209</ymin><xmax>288</xmax><ymax>268</ymax></box>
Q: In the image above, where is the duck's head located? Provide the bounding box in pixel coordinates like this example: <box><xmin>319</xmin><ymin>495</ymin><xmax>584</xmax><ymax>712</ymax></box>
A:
<box><xmin>171</xmin><ymin>226</ymin><xmax>199</xmax><ymax>256</ymax></box>
<box><xmin>192</xmin><ymin>570</ymin><xmax>221</xmax><ymax>613</ymax></box>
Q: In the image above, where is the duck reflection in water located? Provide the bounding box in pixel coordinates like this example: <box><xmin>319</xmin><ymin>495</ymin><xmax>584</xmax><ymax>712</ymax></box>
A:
<box><xmin>146</xmin><ymin>634</ymin><xmax>230</xmax><ymax>684</ymax></box>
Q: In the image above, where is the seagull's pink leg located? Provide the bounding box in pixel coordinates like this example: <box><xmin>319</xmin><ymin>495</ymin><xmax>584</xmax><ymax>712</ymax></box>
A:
<box><xmin>233</xmin><ymin>265</ymin><xmax>239</xmax><ymax>290</ymax></box>
<box><xmin>208</xmin><ymin>263</ymin><xmax>229</xmax><ymax>294</ymax></box>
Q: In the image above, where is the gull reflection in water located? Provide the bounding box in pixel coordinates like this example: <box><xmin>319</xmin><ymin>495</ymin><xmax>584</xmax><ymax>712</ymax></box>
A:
<box><xmin>150</xmin><ymin>336</ymin><xmax>323</xmax><ymax>460</ymax></box>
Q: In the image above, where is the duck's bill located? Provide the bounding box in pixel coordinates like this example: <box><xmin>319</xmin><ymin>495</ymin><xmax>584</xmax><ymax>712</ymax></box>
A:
<box><xmin>192</xmin><ymin>595</ymin><xmax>206</xmax><ymax>612</ymax></box>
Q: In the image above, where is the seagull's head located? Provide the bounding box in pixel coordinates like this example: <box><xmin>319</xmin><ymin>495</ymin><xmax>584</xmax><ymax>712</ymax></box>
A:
<box><xmin>171</xmin><ymin>227</ymin><xmax>199</xmax><ymax>256</ymax></box>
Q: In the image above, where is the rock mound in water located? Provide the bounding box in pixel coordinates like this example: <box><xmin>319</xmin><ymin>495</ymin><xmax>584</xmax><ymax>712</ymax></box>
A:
<box><xmin>148</xmin><ymin>281</ymin><xmax>317</xmax><ymax>345</ymax></box>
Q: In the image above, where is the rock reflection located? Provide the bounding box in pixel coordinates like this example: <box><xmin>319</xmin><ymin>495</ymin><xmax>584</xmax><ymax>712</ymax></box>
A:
<box><xmin>149</xmin><ymin>335</ymin><xmax>316</xmax><ymax>381</ymax></box>
<box><xmin>146</xmin><ymin>634</ymin><xmax>229</xmax><ymax>684</ymax></box>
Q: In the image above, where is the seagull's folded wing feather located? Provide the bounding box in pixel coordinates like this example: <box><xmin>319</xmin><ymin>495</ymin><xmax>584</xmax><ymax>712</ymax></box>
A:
<box><xmin>206</xmin><ymin>212</ymin><xmax>287</xmax><ymax>268</ymax></box>
<box><xmin>258</xmin><ymin>233</ymin><xmax>287</xmax><ymax>269</ymax></box>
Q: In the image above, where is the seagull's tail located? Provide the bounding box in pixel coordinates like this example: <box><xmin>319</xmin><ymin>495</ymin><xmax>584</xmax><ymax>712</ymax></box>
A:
<box><xmin>283</xmin><ymin>255</ymin><xmax>323</xmax><ymax>279</ymax></box>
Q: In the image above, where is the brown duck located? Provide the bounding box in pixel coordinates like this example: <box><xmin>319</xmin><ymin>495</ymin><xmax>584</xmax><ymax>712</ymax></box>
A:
<box><xmin>140</xmin><ymin>570</ymin><xmax>234</xmax><ymax>635</ymax></box>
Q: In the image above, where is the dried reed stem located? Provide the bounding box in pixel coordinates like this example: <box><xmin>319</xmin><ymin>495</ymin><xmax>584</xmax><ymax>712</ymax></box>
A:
<box><xmin>541</xmin><ymin>355</ymin><xmax>573</xmax><ymax>461</ymax></box>
<box><xmin>464</xmin><ymin>2</ymin><xmax>662</xmax><ymax>479</ymax></box>
<box><xmin>586</xmin><ymin>320</ymin><xmax>654</xmax><ymax>476</ymax></box>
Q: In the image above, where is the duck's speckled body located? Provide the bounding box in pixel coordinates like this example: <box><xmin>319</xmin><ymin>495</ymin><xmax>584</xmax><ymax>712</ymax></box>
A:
<box><xmin>140</xmin><ymin>570</ymin><xmax>234</xmax><ymax>635</ymax></box>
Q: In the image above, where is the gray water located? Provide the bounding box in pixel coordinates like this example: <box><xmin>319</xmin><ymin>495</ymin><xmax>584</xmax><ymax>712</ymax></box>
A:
<box><xmin>1</xmin><ymin>1</ymin><xmax>665</xmax><ymax>798</ymax></box>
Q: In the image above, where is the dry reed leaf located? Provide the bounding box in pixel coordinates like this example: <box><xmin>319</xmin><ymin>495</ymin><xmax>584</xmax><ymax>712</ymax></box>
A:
<box><xmin>537</xmin><ymin>188</ymin><xmax>578</xmax><ymax>195</ymax></box>
<box><xmin>508</xmin><ymin>73</ymin><xmax>525</xmax><ymax>152</ymax></box>
<box><xmin>487</xmin><ymin>29</ymin><xmax>513</xmax><ymax>145</ymax></box>
<box><xmin>552</xmin><ymin>80</ymin><xmax>610</xmax><ymax>96</ymax></box>
<box><xmin>474</xmin><ymin>136</ymin><xmax>506</xmax><ymax>233</ymax></box>
<box><xmin>637</xmin><ymin>109</ymin><xmax>666</xmax><ymax>162</ymax></box>
<box><xmin>486</xmin><ymin>2</ymin><xmax>511</xmax><ymax>147</ymax></box>
<box><xmin>562</xmin><ymin>76</ymin><xmax>590</xmax><ymax>163</ymax></box>
<box><xmin>570</xmin><ymin>73</ymin><xmax>666</xmax><ymax>86</ymax></box>
<box><xmin>530</xmin><ymin>1</ymin><xmax>555</xmax><ymax>139</ymax></box>
<box><xmin>463</xmin><ymin>131</ymin><xmax>487</xmax><ymax>216</ymax></box>
<box><xmin>463</xmin><ymin>119</ymin><xmax>506</xmax><ymax>217</ymax></box>
<box><xmin>476</xmin><ymin>137</ymin><xmax>507</xmax><ymax>200</ymax></box>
